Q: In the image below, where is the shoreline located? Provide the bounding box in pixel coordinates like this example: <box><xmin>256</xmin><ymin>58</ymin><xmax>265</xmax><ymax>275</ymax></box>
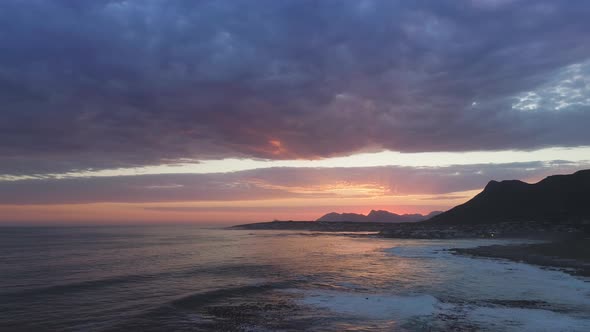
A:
<box><xmin>232</xmin><ymin>220</ymin><xmax>590</xmax><ymax>278</ymax></box>
<box><xmin>450</xmin><ymin>239</ymin><xmax>590</xmax><ymax>277</ymax></box>
<box><xmin>231</xmin><ymin>220</ymin><xmax>588</xmax><ymax>239</ymax></box>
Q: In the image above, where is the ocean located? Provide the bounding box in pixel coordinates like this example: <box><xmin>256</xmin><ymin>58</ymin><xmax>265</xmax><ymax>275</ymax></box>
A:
<box><xmin>1</xmin><ymin>226</ymin><xmax>589</xmax><ymax>331</ymax></box>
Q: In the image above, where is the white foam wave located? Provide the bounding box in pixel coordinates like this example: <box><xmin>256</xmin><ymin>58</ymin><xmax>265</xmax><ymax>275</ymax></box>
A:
<box><xmin>468</xmin><ymin>307</ymin><xmax>590</xmax><ymax>331</ymax></box>
<box><xmin>385</xmin><ymin>239</ymin><xmax>590</xmax><ymax>308</ymax></box>
<box><xmin>296</xmin><ymin>289</ymin><xmax>590</xmax><ymax>331</ymax></box>
<box><xmin>297</xmin><ymin>290</ymin><xmax>447</xmax><ymax>319</ymax></box>
<box><xmin>384</xmin><ymin>239</ymin><xmax>535</xmax><ymax>258</ymax></box>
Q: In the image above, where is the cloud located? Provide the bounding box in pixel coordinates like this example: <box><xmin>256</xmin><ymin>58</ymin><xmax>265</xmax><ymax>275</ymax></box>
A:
<box><xmin>1</xmin><ymin>0</ymin><xmax>590</xmax><ymax>175</ymax></box>
<box><xmin>0</xmin><ymin>161</ymin><xmax>586</xmax><ymax>204</ymax></box>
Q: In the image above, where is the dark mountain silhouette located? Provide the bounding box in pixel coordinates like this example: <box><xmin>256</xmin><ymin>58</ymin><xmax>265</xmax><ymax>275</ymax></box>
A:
<box><xmin>426</xmin><ymin>169</ymin><xmax>590</xmax><ymax>224</ymax></box>
<box><xmin>317</xmin><ymin>210</ymin><xmax>443</xmax><ymax>223</ymax></box>
<box><xmin>317</xmin><ymin>212</ymin><xmax>367</xmax><ymax>222</ymax></box>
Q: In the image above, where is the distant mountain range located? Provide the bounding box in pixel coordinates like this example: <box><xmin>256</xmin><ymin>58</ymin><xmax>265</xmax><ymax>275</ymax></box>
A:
<box><xmin>233</xmin><ymin>169</ymin><xmax>590</xmax><ymax>236</ymax></box>
<box><xmin>317</xmin><ymin>169</ymin><xmax>590</xmax><ymax>225</ymax></box>
<box><xmin>316</xmin><ymin>210</ymin><xmax>443</xmax><ymax>223</ymax></box>
<box><xmin>426</xmin><ymin>169</ymin><xmax>590</xmax><ymax>224</ymax></box>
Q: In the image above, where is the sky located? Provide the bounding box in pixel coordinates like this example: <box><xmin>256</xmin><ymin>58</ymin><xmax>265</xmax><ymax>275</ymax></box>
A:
<box><xmin>1</xmin><ymin>0</ymin><xmax>589</xmax><ymax>225</ymax></box>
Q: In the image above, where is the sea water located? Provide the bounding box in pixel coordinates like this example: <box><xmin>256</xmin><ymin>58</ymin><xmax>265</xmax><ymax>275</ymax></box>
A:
<box><xmin>0</xmin><ymin>226</ymin><xmax>588</xmax><ymax>331</ymax></box>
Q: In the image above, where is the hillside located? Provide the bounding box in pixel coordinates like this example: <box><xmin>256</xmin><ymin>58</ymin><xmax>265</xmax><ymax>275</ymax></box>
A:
<box><xmin>426</xmin><ymin>169</ymin><xmax>590</xmax><ymax>224</ymax></box>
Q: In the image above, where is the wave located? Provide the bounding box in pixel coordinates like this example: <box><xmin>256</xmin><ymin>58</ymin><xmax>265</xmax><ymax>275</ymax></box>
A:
<box><xmin>0</xmin><ymin>262</ymin><xmax>278</xmax><ymax>298</ymax></box>
<box><xmin>296</xmin><ymin>289</ymin><xmax>590</xmax><ymax>331</ymax></box>
<box><xmin>0</xmin><ymin>274</ymin><xmax>149</xmax><ymax>298</ymax></box>
<box><xmin>170</xmin><ymin>280</ymin><xmax>295</xmax><ymax>309</ymax></box>
<box><xmin>295</xmin><ymin>290</ymin><xmax>444</xmax><ymax>320</ymax></box>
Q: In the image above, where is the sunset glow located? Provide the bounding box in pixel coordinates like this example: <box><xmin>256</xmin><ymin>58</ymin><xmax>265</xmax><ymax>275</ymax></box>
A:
<box><xmin>1</xmin><ymin>147</ymin><xmax>589</xmax><ymax>223</ymax></box>
<box><xmin>0</xmin><ymin>189</ymin><xmax>478</xmax><ymax>225</ymax></box>
<box><xmin>3</xmin><ymin>2</ymin><xmax>590</xmax><ymax>330</ymax></box>
<box><xmin>1</xmin><ymin>1</ymin><xmax>589</xmax><ymax>225</ymax></box>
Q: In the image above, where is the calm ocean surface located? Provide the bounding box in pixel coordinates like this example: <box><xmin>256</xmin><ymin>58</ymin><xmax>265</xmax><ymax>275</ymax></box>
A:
<box><xmin>1</xmin><ymin>226</ymin><xmax>589</xmax><ymax>331</ymax></box>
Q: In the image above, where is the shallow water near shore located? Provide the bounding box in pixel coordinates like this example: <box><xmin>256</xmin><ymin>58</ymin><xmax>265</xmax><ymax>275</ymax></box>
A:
<box><xmin>1</xmin><ymin>226</ymin><xmax>589</xmax><ymax>331</ymax></box>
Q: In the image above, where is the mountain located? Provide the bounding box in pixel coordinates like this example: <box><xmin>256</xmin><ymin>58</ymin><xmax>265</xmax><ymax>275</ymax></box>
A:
<box><xmin>426</xmin><ymin>169</ymin><xmax>590</xmax><ymax>224</ymax></box>
<box><xmin>316</xmin><ymin>210</ymin><xmax>443</xmax><ymax>223</ymax></box>
<box><xmin>316</xmin><ymin>212</ymin><xmax>368</xmax><ymax>222</ymax></box>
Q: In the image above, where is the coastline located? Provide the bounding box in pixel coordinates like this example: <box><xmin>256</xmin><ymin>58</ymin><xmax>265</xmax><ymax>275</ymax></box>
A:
<box><xmin>232</xmin><ymin>220</ymin><xmax>588</xmax><ymax>239</ymax></box>
<box><xmin>230</xmin><ymin>220</ymin><xmax>398</xmax><ymax>232</ymax></box>
<box><xmin>232</xmin><ymin>220</ymin><xmax>590</xmax><ymax>277</ymax></box>
<box><xmin>450</xmin><ymin>238</ymin><xmax>590</xmax><ymax>277</ymax></box>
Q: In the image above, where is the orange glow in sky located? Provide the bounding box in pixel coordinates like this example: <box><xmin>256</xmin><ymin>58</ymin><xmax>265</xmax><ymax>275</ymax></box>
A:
<box><xmin>1</xmin><ymin>148</ymin><xmax>588</xmax><ymax>225</ymax></box>
<box><xmin>0</xmin><ymin>189</ymin><xmax>479</xmax><ymax>225</ymax></box>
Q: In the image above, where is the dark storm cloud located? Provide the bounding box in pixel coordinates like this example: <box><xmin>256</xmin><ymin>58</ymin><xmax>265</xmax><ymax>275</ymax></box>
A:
<box><xmin>0</xmin><ymin>161</ymin><xmax>586</xmax><ymax>204</ymax></box>
<box><xmin>1</xmin><ymin>0</ymin><xmax>590</xmax><ymax>175</ymax></box>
